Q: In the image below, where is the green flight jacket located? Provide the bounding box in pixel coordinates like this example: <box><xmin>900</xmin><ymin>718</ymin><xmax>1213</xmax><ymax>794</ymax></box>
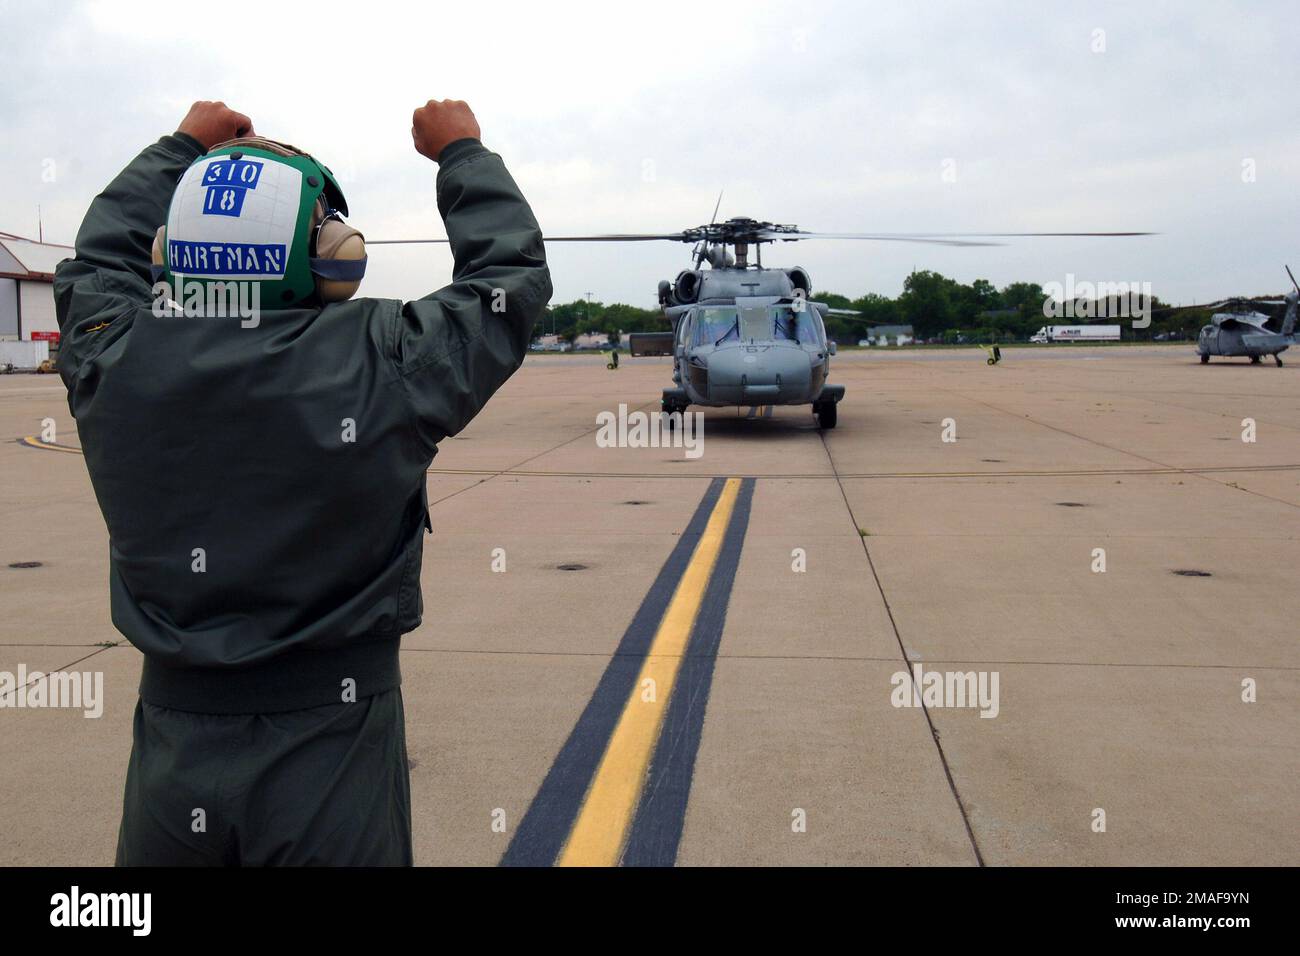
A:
<box><xmin>54</xmin><ymin>134</ymin><xmax>551</xmax><ymax>713</ymax></box>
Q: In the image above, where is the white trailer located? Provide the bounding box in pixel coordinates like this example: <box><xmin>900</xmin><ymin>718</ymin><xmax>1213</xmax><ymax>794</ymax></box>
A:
<box><xmin>0</xmin><ymin>339</ymin><xmax>50</xmax><ymax>370</ymax></box>
<box><xmin>1030</xmin><ymin>324</ymin><xmax>1122</xmax><ymax>343</ymax></box>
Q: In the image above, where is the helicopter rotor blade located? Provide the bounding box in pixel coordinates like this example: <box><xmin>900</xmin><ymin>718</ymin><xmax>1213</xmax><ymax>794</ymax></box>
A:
<box><xmin>758</xmin><ymin>231</ymin><xmax>1002</xmax><ymax>247</ymax></box>
<box><xmin>369</xmin><ymin>227</ymin><xmax>1154</xmax><ymax>247</ymax></box>
<box><xmin>540</xmin><ymin>233</ymin><xmax>692</xmax><ymax>242</ymax></box>
<box><xmin>1287</xmin><ymin>264</ymin><xmax>1299</xmax><ymax>295</ymax></box>
<box><xmin>825</xmin><ymin>309</ymin><xmax>891</xmax><ymax>325</ymax></box>
<box><xmin>368</xmin><ymin>232</ymin><xmax>694</xmax><ymax>245</ymax></box>
<box><xmin>911</xmin><ymin>231</ymin><xmax>1153</xmax><ymax>238</ymax></box>
<box><xmin>1145</xmin><ymin>299</ymin><xmax>1272</xmax><ymax>314</ymax></box>
<box><xmin>763</xmin><ymin>228</ymin><xmax>1151</xmax><ymax>242</ymax></box>
<box><xmin>751</xmin><ymin>228</ymin><xmax>1155</xmax><ymax>248</ymax></box>
<box><xmin>710</xmin><ymin>191</ymin><xmax>724</xmax><ymax>226</ymax></box>
<box><xmin>1148</xmin><ymin>301</ymin><xmax>1225</xmax><ymax>314</ymax></box>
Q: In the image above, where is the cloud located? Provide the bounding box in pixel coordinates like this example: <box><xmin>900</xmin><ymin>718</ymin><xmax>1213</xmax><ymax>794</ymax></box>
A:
<box><xmin>2</xmin><ymin>0</ymin><xmax>1297</xmax><ymax>305</ymax></box>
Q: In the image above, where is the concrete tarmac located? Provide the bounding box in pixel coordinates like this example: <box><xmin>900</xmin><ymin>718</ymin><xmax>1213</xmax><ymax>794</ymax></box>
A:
<box><xmin>0</xmin><ymin>344</ymin><xmax>1295</xmax><ymax>865</ymax></box>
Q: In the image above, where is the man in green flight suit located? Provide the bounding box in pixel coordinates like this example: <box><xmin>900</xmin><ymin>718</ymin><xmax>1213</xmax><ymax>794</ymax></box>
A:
<box><xmin>54</xmin><ymin>98</ymin><xmax>551</xmax><ymax>865</ymax></box>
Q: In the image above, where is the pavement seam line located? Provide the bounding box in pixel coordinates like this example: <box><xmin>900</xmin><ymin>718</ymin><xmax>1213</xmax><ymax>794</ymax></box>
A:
<box><xmin>425</xmin><ymin>398</ymin><xmax>661</xmax><ymax>508</ymax></box>
<box><xmin>819</xmin><ymin>430</ymin><xmax>987</xmax><ymax>867</ymax></box>
<box><xmin>395</xmin><ymin>647</ymin><xmax>1300</xmax><ymax>669</ymax></box>
<box><xmin>933</xmin><ymin>386</ymin><xmax>1300</xmax><ymax>511</ymax></box>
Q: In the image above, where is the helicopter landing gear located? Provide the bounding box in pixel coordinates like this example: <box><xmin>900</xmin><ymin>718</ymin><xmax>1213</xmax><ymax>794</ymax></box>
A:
<box><xmin>661</xmin><ymin>399</ymin><xmax>689</xmax><ymax>429</ymax></box>
<box><xmin>661</xmin><ymin>387</ymin><xmax>689</xmax><ymax>428</ymax></box>
<box><xmin>1250</xmin><ymin>355</ymin><xmax>1262</xmax><ymax>364</ymax></box>
<box><xmin>1275</xmin><ymin>354</ymin><xmax>1284</xmax><ymax>367</ymax></box>
<box><xmin>814</xmin><ymin>400</ymin><xmax>837</xmax><ymax>429</ymax></box>
<box><xmin>1200</xmin><ymin>353</ymin><xmax>1209</xmax><ymax>364</ymax></box>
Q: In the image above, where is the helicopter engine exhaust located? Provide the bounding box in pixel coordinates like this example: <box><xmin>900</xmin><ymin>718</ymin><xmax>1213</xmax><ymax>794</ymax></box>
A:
<box><xmin>786</xmin><ymin>267</ymin><xmax>812</xmax><ymax>296</ymax></box>
<box><xmin>674</xmin><ymin>270</ymin><xmax>702</xmax><ymax>303</ymax></box>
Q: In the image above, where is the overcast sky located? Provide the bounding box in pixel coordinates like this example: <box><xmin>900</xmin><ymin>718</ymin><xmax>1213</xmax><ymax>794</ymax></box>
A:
<box><xmin>2</xmin><ymin>0</ymin><xmax>1297</xmax><ymax>308</ymax></box>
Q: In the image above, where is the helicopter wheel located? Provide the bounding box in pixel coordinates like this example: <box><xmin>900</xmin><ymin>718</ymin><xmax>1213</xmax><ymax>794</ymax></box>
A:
<box><xmin>662</xmin><ymin>404</ymin><xmax>686</xmax><ymax>428</ymax></box>
<box><xmin>815</xmin><ymin>401</ymin><xmax>837</xmax><ymax>429</ymax></box>
<box><xmin>1199</xmin><ymin>354</ymin><xmax>1209</xmax><ymax>364</ymax></box>
<box><xmin>1275</xmin><ymin>354</ymin><xmax>1284</xmax><ymax>367</ymax></box>
<box><xmin>1250</xmin><ymin>355</ymin><xmax>1262</xmax><ymax>364</ymax></box>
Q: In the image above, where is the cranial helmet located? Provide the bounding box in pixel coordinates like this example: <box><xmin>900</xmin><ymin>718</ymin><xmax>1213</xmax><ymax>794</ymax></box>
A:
<box><xmin>151</xmin><ymin>137</ymin><xmax>367</xmax><ymax>308</ymax></box>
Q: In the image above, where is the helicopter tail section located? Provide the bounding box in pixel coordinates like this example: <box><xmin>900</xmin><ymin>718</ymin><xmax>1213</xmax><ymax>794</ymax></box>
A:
<box><xmin>1281</xmin><ymin>294</ymin><xmax>1298</xmax><ymax>336</ymax></box>
<box><xmin>1283</xmin><ymin>267</ymin><xmax>1299</xmax><ymax>336</ymax></box>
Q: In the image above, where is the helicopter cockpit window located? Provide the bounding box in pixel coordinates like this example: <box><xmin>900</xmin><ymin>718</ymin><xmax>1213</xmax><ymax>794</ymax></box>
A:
<box><xmin>774</xmin><ymin>306</ymin><xmax>822</xmax><ymax>346</ymax></box>
<box><xmin>694</xmin><ymin>306</ymin><xmax>740</xmax><ymax>345</ymax></box>
<box><xmin>693</xmin><ymin>304</ymin><xmax>823</xmax><ymax>345</ymax></box>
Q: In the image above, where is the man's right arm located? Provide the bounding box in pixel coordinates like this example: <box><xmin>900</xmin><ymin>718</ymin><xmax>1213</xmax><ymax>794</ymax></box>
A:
<box><xmin>396</xmin><ymin>100</ymin><xmax>552</xmax><ymax>450</ymax></box>
<box><xmin>54</xmin><ymin>101</ymin><xmax>253</xmax><ymax>381</ymax></box>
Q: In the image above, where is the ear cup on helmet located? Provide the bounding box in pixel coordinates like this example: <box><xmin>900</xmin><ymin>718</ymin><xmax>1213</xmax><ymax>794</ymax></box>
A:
<box><xmin>310</xmin><ymin>200</ymin><xmax>367</xmax><ymax>303</ymax></box>
<box><xmin>151</xmin><ymin>225</ymin><xmax>166</xmax><ymax>270</ymax></box>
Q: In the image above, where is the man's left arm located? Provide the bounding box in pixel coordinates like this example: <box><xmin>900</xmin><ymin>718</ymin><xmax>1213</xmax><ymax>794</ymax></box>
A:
<box><xmin>53</xmin><ymin>102</ymin><xmax>252</xmax><ymax>376</ymax></box>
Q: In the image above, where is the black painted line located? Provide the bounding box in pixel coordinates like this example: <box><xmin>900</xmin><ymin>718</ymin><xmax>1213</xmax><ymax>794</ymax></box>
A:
<box><xmin>621</xmin><ymin>477</ymin><xmax>755</xmax><ymax>866</ymax></box>
<box><xmin>500</xmin><ymin>477</ymin><xmax>727</xmax><ymax>867</ymax></box>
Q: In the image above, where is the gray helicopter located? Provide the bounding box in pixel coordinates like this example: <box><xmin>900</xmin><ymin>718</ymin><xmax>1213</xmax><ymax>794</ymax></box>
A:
<box><xmin>370</xmin><ymin>215</ymin><xmax>1148</xmax><ymax>428</ymax></box>
<box><xmin>1195</xmin><ymin>267</ymin><xmax>1299</xmax><ymax>366</ymax></box>
<box><xmin>555</xmin><ymin>217</ymin><xmax>1148</xmax><ymax>429</ymax></box>
<box><xmin>635</xmin><ymin>219</ymin><xmax>856</xmax><ymax>428</ymax></box>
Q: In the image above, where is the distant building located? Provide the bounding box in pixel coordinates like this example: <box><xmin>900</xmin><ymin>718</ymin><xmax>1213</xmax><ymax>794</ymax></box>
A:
<box><xmin>531</xmin><ymin>333</ymin><xmax>571</xmax><ymax>352</ymax></box>
<box><xmin>863</xmin><ymin>324</ymin><xmax>914</xmax><ymax>346</ymax></box>
<box><xmin>572</xmin><ymin>331</ymin><xmax>611</xmax><ymax>350</ymax></box>
<box><xmin>0</xmin><ymin>232</ymin><xmax>70</xmax><ymax>344</ymax></box>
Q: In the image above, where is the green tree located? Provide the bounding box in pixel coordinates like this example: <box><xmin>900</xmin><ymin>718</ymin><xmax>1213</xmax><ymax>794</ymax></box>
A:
<box><xmin>899</xmin><ymin>270</ymin><xmax>957</xmax><ymax>338</ymax></box>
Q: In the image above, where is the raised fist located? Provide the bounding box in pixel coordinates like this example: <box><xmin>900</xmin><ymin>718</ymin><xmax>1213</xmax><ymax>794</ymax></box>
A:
<box><xmin>176</xmin><ymin>101</ymin><xmax>254</xmax><ymax>150</ymax></box>
<box><xmin>411</xmin><ymin>99</ymin><xmax>481</xmax><ymax>163</ymax></box>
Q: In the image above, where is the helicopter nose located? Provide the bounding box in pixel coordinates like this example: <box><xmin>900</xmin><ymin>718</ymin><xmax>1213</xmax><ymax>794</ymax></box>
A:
<box><xmin>703</xmin><ymin>347</ymin><xmax>812</xmax><ymax>405</ymax></box>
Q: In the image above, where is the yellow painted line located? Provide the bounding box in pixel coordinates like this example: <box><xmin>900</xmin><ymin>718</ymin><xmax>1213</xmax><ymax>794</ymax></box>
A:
<box><xmin>558</xmin><ymin>476</ymin><xmax>742</xmax><ymax>867</ymax></box>
<box><xmin>18</xmin><ymin>436</ymin><xmax>82</xmax><ymax>455</ymax></box>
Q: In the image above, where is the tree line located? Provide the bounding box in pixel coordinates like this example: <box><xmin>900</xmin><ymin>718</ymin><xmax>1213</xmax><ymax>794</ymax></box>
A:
<box><xmin>541</xmin><ymin>271</ymin><xmax>1267</xmax><ymax>345</ymax></box>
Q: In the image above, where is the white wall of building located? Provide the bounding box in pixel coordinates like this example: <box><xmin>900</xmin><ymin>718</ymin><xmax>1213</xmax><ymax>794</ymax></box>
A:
<box><xmin>18</xmin><ymin>280</ymin><xmax>57</xmax><ymax>339</ymax></box>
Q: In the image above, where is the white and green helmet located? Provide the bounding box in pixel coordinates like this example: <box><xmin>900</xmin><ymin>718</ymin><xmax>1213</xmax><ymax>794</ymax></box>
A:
<box><xmin>156</xmin><ymin>137</ymin><xmax>365</xmax><ymax>308</ymax></box>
